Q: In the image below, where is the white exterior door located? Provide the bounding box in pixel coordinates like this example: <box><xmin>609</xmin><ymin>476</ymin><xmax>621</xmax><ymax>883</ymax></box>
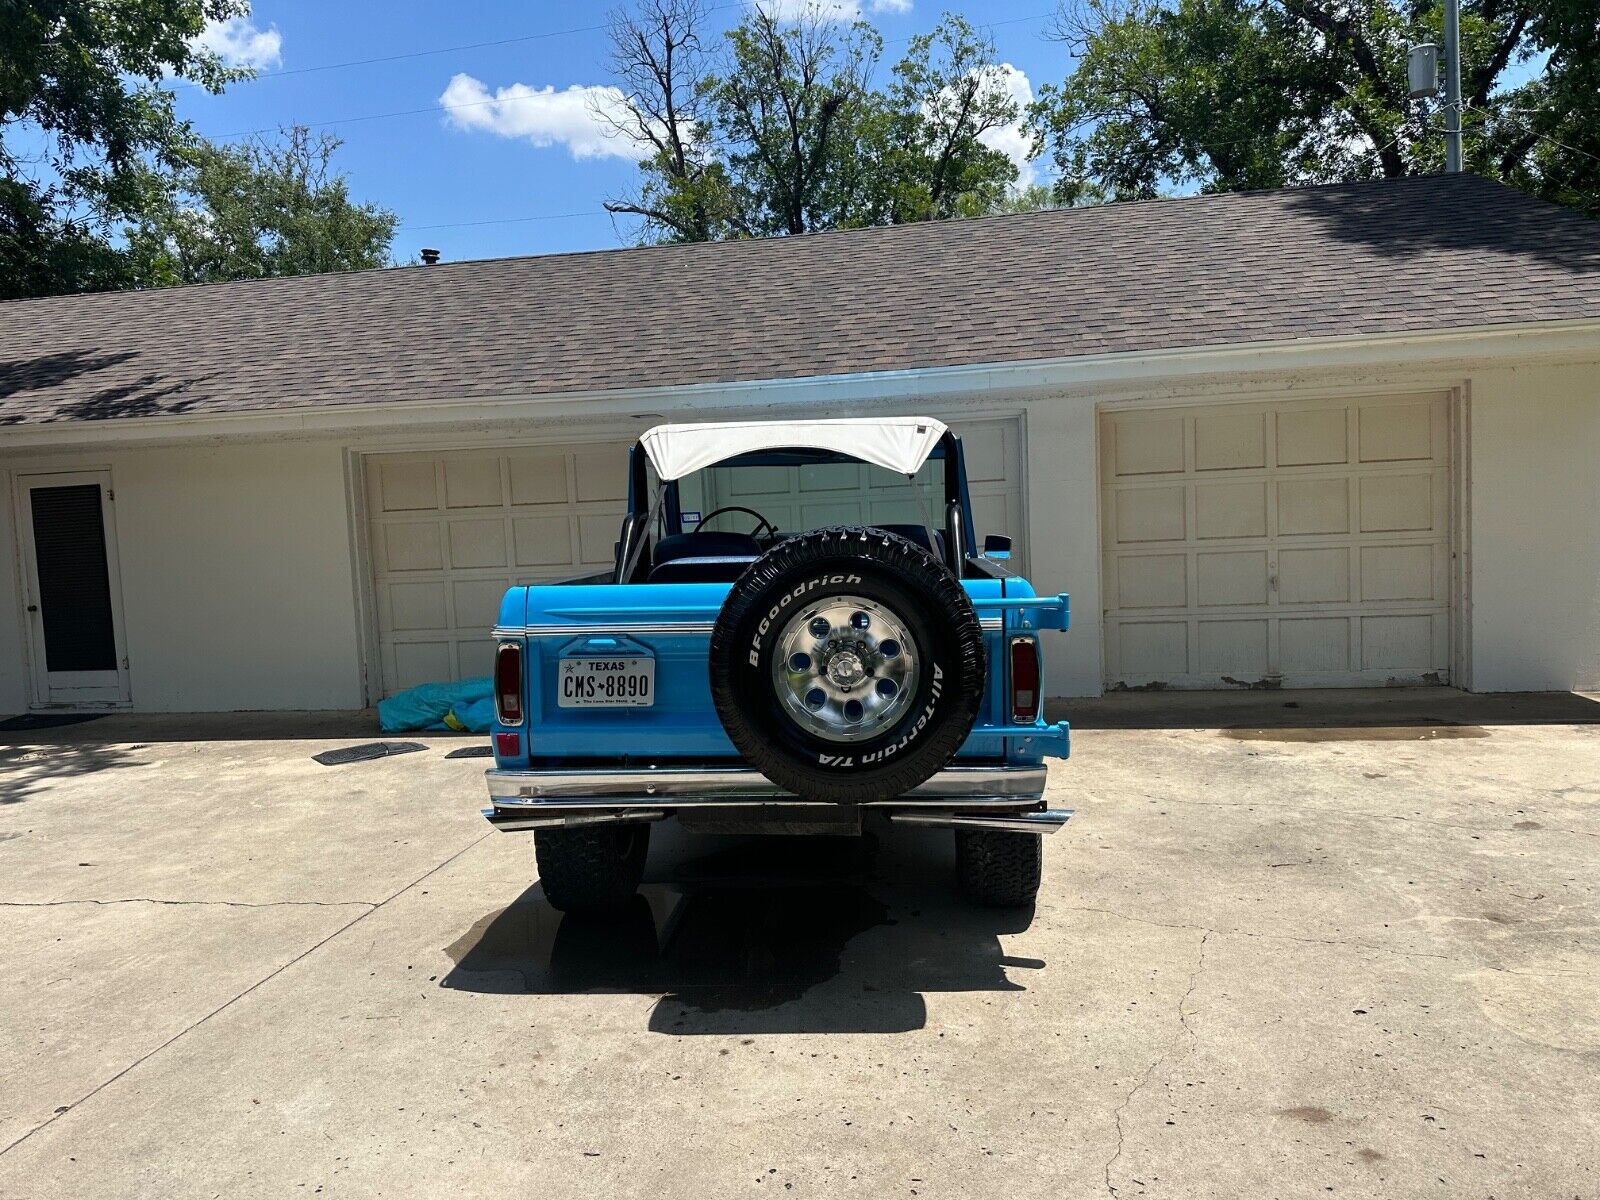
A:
<box><xmin>364</xmin><ymin>443</ymin><xmax>632</xmax><ymax>696</ymax></box>
<box><xmin>16</xmin><ymin>470</ymin><xmax>131</xmax><ymax>707</ymax></box>
<box><xmin>1101</xmin><ymin>394</ymin><xmax>1451</xmax><ymax>689</ymax></box>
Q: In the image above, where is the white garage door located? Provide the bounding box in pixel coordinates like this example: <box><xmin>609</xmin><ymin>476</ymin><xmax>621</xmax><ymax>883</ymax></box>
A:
<box><xmin>364</xmin><ymin>442</ymin><xmax>632</xmax><ymax>694</ymax></box>
<box><xmin>1101</xmin><ymin>394</ymin><xmax>1451</xmax><ymax>689</ymax></box>
<box><xmin>364</xmin><ymin>418</ymin><xmax>1026</xmax><ymax>697</ymax></box>
<box><xmin>681</xmin><ymin>417</ymin><xmax>1027</xmax><ymax>574</ymax></box>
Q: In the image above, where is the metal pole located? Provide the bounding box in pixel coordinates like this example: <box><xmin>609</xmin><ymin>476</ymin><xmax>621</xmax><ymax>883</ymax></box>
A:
<box><xmin>1443</xmin><ymin>0</ymin><xmax>1462</xmax><ymax>172</ymax></box>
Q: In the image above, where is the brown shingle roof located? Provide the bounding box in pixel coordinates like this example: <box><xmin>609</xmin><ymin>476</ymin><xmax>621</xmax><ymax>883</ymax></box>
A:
<box><xmin>1</xmin><ymin>174</ymin><xmax>1596</xmax><ymax>427</ymax></box>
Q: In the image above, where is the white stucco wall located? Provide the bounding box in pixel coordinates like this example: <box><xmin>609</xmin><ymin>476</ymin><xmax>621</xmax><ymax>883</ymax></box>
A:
<box><xmin>3</xmin><ymin>335</ymin><xmax>1597</xmax><ymax>713</ymax></box>
<box><xmin>1466</xmin><ymin>361</ymin><xmax>1600</xmax><ymax>692</ymax></box>
<box><xmin>0</xmin><ymin>441</ymin><xmax>364</xmax><ymax>712</ymax></box>
<box><xmin>1017</xmin><ymin>399</ymin><xmax>1104</xmax><ymax>698</ymax></box>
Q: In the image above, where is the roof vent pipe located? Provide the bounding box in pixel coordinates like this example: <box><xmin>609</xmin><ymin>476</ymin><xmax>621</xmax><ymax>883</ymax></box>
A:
<box><xmin>420</xmin><ymin>247</ymin><xmax>441</xmax><ymax>265</ymax></box>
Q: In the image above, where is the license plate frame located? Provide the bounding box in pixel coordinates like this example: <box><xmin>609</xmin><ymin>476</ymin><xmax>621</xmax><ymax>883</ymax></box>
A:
<box><xmin>557</xmin><ymin>657</ymin><xmax>655</xmax><ymax>708</ymax></box>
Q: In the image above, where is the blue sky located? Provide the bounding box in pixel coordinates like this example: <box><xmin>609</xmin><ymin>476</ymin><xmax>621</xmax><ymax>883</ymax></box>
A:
<box><xmin>178</xmin><ymin>1</ymin><xmax>1071</xmax><ymax>263</ymax></box>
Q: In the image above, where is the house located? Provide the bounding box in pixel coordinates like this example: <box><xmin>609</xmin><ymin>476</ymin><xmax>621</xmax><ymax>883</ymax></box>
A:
<box><xmin>1</xmin><ymin>173</ymin><xmax>1597</xmax><ymax>713</ymax></box>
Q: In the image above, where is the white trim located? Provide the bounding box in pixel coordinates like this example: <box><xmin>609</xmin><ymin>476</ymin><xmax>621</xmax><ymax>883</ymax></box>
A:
<box><xmin>1451</xmin><ymin>382</ymin><xmax>1474</xmax><ymax>691</ymax></box>
<box><xmin>2</xmin><ymin>319</ymin><xmax>1596</xmax><ymax>452</ymax></box>
<box><xmin>12</xmin><ymin>468</ymin><xmax>132</xmax><ymax>708</ymax></box>
<box><xmin>341</xmin><ymin>447</ymin><xmax>382</xmax><ymax>707</ymax></box>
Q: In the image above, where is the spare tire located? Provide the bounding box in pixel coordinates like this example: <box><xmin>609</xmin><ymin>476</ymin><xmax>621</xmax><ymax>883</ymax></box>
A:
<box><xmin>709</xmin><ymin>526</ymin><xmax>985</xmax><ymax>803</ymax></box>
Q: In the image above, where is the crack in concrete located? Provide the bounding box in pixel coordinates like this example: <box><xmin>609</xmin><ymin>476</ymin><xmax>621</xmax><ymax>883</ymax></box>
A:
<box><xmin>0</xmin><ymin>831</ymin><xmax>492</xmax><ymax>1161</ymax></box>
<box><xmin>1103</xmin><ymin>929</ymin><xmax>1210</xmax><ymax>1197</ymax></box>
<box><xmin>1133</xmin><ymin>792</ymin><xmax>1600</xmax><ymax>841</ymax></box>
<box><xmin>0</xmin><ymin>898</ymin><xmax>375</xmax><ymax>911</ymax></box>
<box><xmin>1059</xmin><ymin>904</ymin><xmax>1598</xmax><ymax>981</ymax></box>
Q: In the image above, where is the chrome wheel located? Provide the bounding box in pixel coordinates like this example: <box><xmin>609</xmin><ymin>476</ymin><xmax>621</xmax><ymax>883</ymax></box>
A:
<box><xmin>771</xmin><ymin>595</ymin><xmax>919</xmax><ymax>743</ymax></box>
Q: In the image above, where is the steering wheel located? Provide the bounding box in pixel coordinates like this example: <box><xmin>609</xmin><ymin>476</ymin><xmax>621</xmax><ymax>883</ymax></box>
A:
<box><xmin>695</xmin><ymin>505</ymin><xmax>779</xmax><ymax>541</ymax></box>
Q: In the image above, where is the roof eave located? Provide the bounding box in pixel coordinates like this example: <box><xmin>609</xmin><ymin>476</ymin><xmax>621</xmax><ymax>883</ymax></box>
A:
<box><xmin>2</xmin><ymin>317</ymin><xmax>1596</xmax><ymax>453</ymax></box>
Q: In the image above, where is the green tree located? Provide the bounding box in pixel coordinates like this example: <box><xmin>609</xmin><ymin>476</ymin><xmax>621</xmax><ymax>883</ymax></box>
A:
<box><xmin>708</xmin><ymin>6</ymin><xmax>884</xmax><ymax>236</ymax></box>
<box><xmin>1031</xmin><ymin>0</ymin><xmax>1600</xmax><ymax>214</ymax></box>
<box><xmin>125</xmin><ymin>127</ymin><xmax>398</xmax><ymax>286</ymax></box>
<box><xmin>878</xmin><ymin>15</ymin><xmax>1024</xmax><ymax>222</ymax></box>
<box><xmin>605</xmin><ymin>3</ymin><xmax>1030</xmax><ymax>241</ymax></box>
<box><xmin>0</xmin><ymin>0</ymin><xmax>246</xmax><ymax>299</ymax></box>
<box><xmin>599</xmin><ymin>0</ymin><xmax>741</xmax><ymax>242</ymax></box>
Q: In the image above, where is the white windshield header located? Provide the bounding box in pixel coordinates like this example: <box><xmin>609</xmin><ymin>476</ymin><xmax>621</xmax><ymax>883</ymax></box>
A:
<box><xmin>639</xmin><ymin>417</ymin><xmax>948</xmax><ymax>482</ymax></box>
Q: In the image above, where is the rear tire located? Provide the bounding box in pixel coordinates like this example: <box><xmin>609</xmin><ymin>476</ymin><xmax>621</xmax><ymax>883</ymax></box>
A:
<box><xmin>955</xmin><ymin>828</ymin><xmax>1042</xmax><ymax>907</ymax></box>
<box><xmin>534</xmin><ymin>823</ymin><xmax>650</xmax><ymax>913</ymax></box>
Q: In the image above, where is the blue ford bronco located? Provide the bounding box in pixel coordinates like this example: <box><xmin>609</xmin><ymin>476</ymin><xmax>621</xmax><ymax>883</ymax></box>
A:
<box><xmin>483</xmin><ymin>417</ymin><xmax>1071</xmax><ymax>910</ymax></box>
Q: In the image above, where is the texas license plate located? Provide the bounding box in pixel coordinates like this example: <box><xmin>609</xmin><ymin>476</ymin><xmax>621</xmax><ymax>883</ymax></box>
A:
<box><xmin>558</xmin><ymin>657</ymin><xmax>655</xmax><ymax>708</ymax></box>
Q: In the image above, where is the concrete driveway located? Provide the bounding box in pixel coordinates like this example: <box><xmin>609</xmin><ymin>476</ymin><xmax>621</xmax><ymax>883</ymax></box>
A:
<box><xmin>1</xmin><ymin>692</ymin><xmax>1596</xmax><ymax>1199</ymax></box>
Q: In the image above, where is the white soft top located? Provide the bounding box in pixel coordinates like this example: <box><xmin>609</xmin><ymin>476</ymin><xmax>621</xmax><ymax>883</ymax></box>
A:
<box><xmin>639</xmin><ymin>416</ymin><xmax>948</xmax><ymax>482</ymax></box>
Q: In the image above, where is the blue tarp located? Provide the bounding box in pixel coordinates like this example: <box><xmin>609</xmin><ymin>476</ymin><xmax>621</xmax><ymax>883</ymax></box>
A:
<box><xmin>378</xmin><ymin>677</ymin><xmax>495</xmax><ymax>734</ymax></box>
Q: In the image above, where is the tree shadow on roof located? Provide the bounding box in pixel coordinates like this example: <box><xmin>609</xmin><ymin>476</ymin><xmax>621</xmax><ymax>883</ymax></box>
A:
<box><xmin>1276</xmin><ymin>175</ymin><xmax>1600</xmax><ymax>271</ymax></box>
<box><xmin>0</xmin><ymin>349</ymin><xmax>212</xmax><ymax>424</ymax></box>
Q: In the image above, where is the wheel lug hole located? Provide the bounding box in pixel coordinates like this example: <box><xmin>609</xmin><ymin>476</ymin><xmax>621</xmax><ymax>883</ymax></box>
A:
<box><xmin>809</xmin><ymin>617</ymin><xmax>831</xmax><ymax>638</ymax></box>
<box><xmin>875</xmin><ymin>678</ymin><xmax>898</xmax><ymax>699</ymax></box>
<box><xmin>805</xmin><ymin>688</ymin><xmax>826</xmax><ymax>710</ymax></box>
<box><xmin>879</xmin><ymin>639</ymin><xmax>900</xmax><ymax>659</ymax></box>
<box><xmin>843</xmin><ymin>699</ymin><xmax>864</xmax><ymax>722</ymax></box>
<box><xmin>850</xmin><ymin>611</ymin><xmax>871</xmax><ymax>630</ymax></box>
<box><xmin>788</xmin><ymin>652</ymin><xmax>811</xmax><ymax>672</ymax></box>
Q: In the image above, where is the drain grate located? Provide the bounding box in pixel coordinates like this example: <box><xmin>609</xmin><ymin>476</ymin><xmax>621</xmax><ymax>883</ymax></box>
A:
<box><xmin>313</xmin><ymin>740</ymin><xmax>428</xmax><ymax>767</ymax></box>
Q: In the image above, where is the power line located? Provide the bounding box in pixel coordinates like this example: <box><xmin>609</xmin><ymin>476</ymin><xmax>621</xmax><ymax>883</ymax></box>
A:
<box><xmin>182</xmin><ymin>4</ymin><xmax>747</xmax><ymax>87</ymax></box>
<box><xmin>202</xmin><ymin>8</ymin><xmax>1059</xmax><ymax>141</ymax></box>
<box><xmin>189</xmin><ymin>4</ymin><xmax>1045</xmax><ymax>91</ymax></box>
<box><xmin>398</xmin><ymin>210</ymin><xmax>612</xmax><ymax>231</ymax></box>
<box><xmin>1463</xmin><ymin>102</ymin><xmax>1600</xmax><ymax>167</ymax></box>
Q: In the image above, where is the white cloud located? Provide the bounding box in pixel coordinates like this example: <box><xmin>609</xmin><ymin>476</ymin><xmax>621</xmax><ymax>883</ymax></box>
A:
<box><xmin>192</xmin><ymin>15</ymin><xmax>282</xmax><ymax>70</ymax></box>
<box><xmin>749</xmin><ymin>0</ymin><xmax>912</xmax><ymax>21</ymax></box>
<box><xmin>438</xmin><ymin>73</ymin><xmax>653</xmax><ymax>161</ymax></box>
<box><xmin>973</xmin><ymin>64</ymin><xmax>1037</xmax><ymax>191</ymax></box>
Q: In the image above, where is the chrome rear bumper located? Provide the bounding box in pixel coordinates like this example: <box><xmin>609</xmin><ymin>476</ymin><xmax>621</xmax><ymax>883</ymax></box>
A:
<box><xmin>482</xmin><ymin>763</ymin><xmax>1071</xmax><ymax>835</ymax></box>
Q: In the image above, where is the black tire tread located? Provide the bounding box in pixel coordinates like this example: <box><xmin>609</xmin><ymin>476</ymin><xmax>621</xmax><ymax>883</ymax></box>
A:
<box><xmin>533</xmin><ymin>824</ymin><xmax>650</xmax><ymax>913</ymax></box>
<box><xmin>955</xmin><ymin>828</ymin><xmax>1042</xmax><ymax>907</ymax></box>
<box><xmin>709</xmin><ymin>526</ymin><xmax>985</xmax><ymax>803</ymax></box>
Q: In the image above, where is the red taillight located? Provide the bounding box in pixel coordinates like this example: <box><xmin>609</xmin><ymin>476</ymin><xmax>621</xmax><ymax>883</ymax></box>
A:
<box><xmin>494</xmin><ymin>641</ymin><xmax>524</xmax><ymax>726</ymax></box>
<box><xmin>494</xmin><ymin>731</ymin><xmax>521</xmax><ymax>758</ymax></box>
<box><xmin>1010</xmin><ymin>637</ymin><xmax>1040</xmax><ymax>723</ymax></box>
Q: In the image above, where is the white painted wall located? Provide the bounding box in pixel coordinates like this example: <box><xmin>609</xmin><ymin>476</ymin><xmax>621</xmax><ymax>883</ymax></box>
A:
<box><xmin>3</xmin><ymin>344</ymin><xmax>1597</xmax><ymax>713</ymax></box>
<box><xmin>1018</xmin><ymin>399</ymin><xmax>1104</xmax><ymax>698</ymax></box>
<box><xmin>1017</xmin><ymin>355</ymin><xmax>1600</xmax><ymax>697</ymax></box>
<box><xmin>1466</xmin><ymin>361</ymin><xmax>1600</xmax><ymax>692</ymax></box>
<box><xmin>0</xmin><ymin>442</ymin><xmax>364</xmax><ymax>712</ymax></box>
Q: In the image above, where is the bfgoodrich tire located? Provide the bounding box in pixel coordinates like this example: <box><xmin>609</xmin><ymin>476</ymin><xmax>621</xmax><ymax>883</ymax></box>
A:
<box><xmin>533</xmin><ymin>823</ymin><xmax>650</xmax><ymax>913</ymax></box>
<box><xmin>709</xmin><ymin>526</ymin><xmax>985</xmax><ymax>803</ymax></box>
<box><xmin>955</xmin><ymin>828</ymin><xmax>1042</xmax><ymax>907</ymax></box>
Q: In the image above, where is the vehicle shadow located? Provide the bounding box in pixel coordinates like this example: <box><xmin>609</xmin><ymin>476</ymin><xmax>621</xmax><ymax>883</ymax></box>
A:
<box><xmin>440</xmin><ymin>826</ymin><xmax>1041</xmax><ymax>1035</ymax></box>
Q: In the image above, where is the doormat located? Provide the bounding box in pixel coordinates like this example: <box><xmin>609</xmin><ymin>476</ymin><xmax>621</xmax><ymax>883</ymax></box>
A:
<box><xmin>444</xmin><ymin>745</ymin><xmax>492</xmax><ymax>759</ymax></box>
<box><xmin>313</xmin><ymin>740</ymin><xmax>427</xmax><ymax>767</ymax></box>
<box><xmin>0</xmin><ymin>713</ymin><xmax>105</xmax><ymax>732</ymax></box>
